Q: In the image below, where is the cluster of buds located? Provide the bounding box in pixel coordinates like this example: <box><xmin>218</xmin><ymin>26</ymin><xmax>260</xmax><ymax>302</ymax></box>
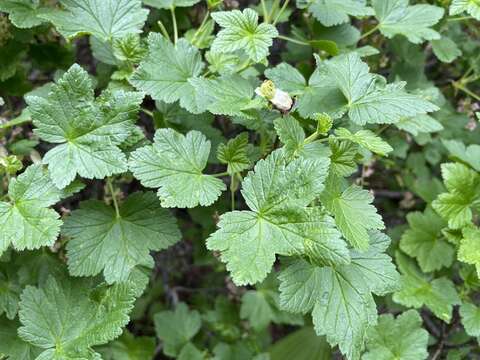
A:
<box><xmin>0</xmin><ymin>155</ymin><xmax>23</xmax><ymax>176</ymax></box>
<box><xmin>255</xmin><ymin>80</ymin><xmax>294</xmax><ymax>113</ymax></box>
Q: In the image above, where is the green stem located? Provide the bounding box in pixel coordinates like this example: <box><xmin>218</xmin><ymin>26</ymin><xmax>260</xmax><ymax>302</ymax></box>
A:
<box><xmin>360</xmin><ymin>25</ymin><xmax>379</xmax><ymax>40</ymax></box>
<box><xmin>157</xmin><ymin>19</ymin><xmax>170</xmax><ymax>40</ymax></box>
<box><xmin>376</xmin><ymin>124</ymin><xmax>390</xmax><ymax>135</ymax></box>
<box><xmin>304</xmin><ymin>133</ymin><xmax>329</xmax><ymax>145</ymax></box>
<box><xmin>107</xmin><ymin>178</ymin><xmax>120</xmax><ymax>219</ymax></box>
<box><xmin>454</xmin><ymin>82</ymin><xmax>480</xmax><ymax>101</ymax></box>
<box><xmin>272</xmin><ymin>0</ymin><xmax>290</xmax><ymax>25</ymax></box>
<box><xmin>213</xmin><ymin>171</ymin><xmax>229</xmax><ymax>178</ymax></box>
<box><xmin>141</xmin><ymin>108</ymin><xmax>154</xmax><ymax>118</ymax></box>
<box><xmin>170</xmin><ymin>6</ymin><xmax>178</xmax><ymax>44</ymax></box>
<box><xmin>230</xmin><ymin>175</ymin><xmax>235</xmax><ymax>211</ymax></box>
<box><xmin>191</xmin><ymin>11</ymin><xmax>210</xmax><ymax>45</ymax></box>
<box><xmin>269</xmin><ymin>0</ymin><xmax>280</xmax><ymax>22</ymax></box>
<box><xmin>0</xmin><ymin>114</ymin><xmax>31</xmax><ymax>130</ymax></box>
<box><xmin>261</xmin><ymin>0</ymin><xmax>269</xmax><ymax>23</ymax></box>
<box><xmin>277</xmin><ymin>34</ymin><xmax>309</xmax><ymax>46</ymax></box>
<box><xmin>447</xmin><ymin>15</ymin><xmax>473</xmax><ymax>22</ymax></box>
<box><xmin>236</xmin><ymin>59</ymin><xmax>253</xmax><ymax>73</ymax></box>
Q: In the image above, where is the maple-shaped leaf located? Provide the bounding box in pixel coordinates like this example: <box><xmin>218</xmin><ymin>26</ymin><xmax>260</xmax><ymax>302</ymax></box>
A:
<box><xmin>0</xmin><ymin>165</ymin><xmax>64</xmax><ymax>256</ymax></box>
<box><xmin>400</xmin><ymin>207</ymin><xmax>453</xmax><ymax>273</ymax></box>
<box><xmin>216</xmin><ymin>132</ymin><xmax>252</xmax><ymax>175</ymax></box>
<box><xmin>322</xmin><ymin>183</ymin><xmax>384</xmax><ymax>249</ymax></box>
<box><xmin>372</xmin><ymin>0</ymin><xmax>444</xmax><ymax>44</ymax></box>
<box><xmin>154</xmin><ymin>303</ymin><xmax>201</xmax><ymax>357</ymax></box>
<box><xmin>457</xmin><ymin>227</ymin><xmax>480</xmax><ymax>277</ymax></box>
<box><xmin>442</xmin><ymin>139</ymin><xmax>480</xmax><ymax>172</ymax></box>
<box><xmin>207</xmin><ymin>151</ymin><xmax>343</xmax><ymax>285</ymax></box>
<box><xmin>306</xmin><ymin>0</ymin><xmax>374</xmax><ymax>27</ymax></box>
<box><xmin>0</xmin><ymin>0</ymin><xmax>48</xmax><ymax>28</ymax></box>
<box><xmin>278</xmin><ymin>231</ymin><xmax>399</xmax><ymax>360</ymax></box>
<box><xmin>129</xmin><ymin>128</ymin><xmax>226</xmax><ymax>208</ymax></box>
<box><xmin>325</xmin><ymin>53</ymin><xmax>438</xmax><ymax>125</ymax></box>
<box><xmin>63</xmin><ymin>192</ymin><xmax>181</xmax><ymax>284</ymax></box>
<box><xmin>40</xmin><ymin>0</ymin><xmax>149</xmax><ymax>41</ymax></box>
<box><xmin>130</xmin><ymin>34</ymin><xmax>204</xmax><ymax>114</ymax></box>
<box><xmin>189</xmin><ymin>75</ymin><xmax>263</xmax><ymax>117</ymax></box>
<box><xmin>460</xmin><ymin>303</ymin><xmax>480</xmax><ymax>337</ymax></box>
<box><xmin>27</xmin><ymin>64</ymin><xmax>143</xmax><ymax>189</ymax></box>
<box><xmin>363</xmin><ymin>310</ymin><xmax>429</xmax><ymax>360</ymax></box>
<box><xmin>450</xmin><ymin>0</ymin><xmax>480</xmax><ymax>20</ymax></box>
<box><xmin>328</xmin><ymin>139</ymin><xmax>359</xmax><ymax>177</ymax></box>
<box><xmin>18</xmin><ymin>276</ymin><xmax>137</xmax><ymax>359</ymax></box>
<box><xmin>432</xmin><ymin>36</ymin><xmax>462</xmax><ymax>64</ymax></box>
<box><xmin>432</xmin><ymin>162</ymin><xmax>480</xmax><ymax>229</ymax></box>
<box><xmin>335</xmin><ymin>128</ymin><xmax>392</xmax><ymax>156</ymax></box>
<box><xmin>211</xmin><ymin>8</ymin><xmax>278</xmax><ymax>62</ymax></box>
<box><xmin>393</xmin><ymin>252</ymin><xmax>460</xmax><ymax>322</ymax></box>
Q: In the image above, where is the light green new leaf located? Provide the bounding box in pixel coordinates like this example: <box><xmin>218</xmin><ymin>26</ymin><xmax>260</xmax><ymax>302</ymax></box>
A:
<box><xmin>129</xmin><ymin>128</ymin><xmax>226</xmax><ymax>208</ymax></box>
<box><xmin>329</xmin><ymin>139</ymin><xmax>359</xmax><ymax>177</ymax></box>
<box><xmin>217</xmin><ymin>133</ymin><xmax>251</xmax><ymax>174</ymax></box>
<box><xmin>189</xmin><ymin>75</ymin><xmax>263</xmax><ymax>117</ymax></box>
<box><xmin>322</xmin><ymin>184</ymin><xmax>384</xmax><ymax>249</ymax></box>
<box><xmin>143</xmin><ymin>0</ymin><xmax>200</xmax><ymax>9</ymax></box>
<box><xmin>400</xmin><ymin>208</ymin><xmax>453</xmax><ymax>272</ymax></box>
<box><xmin>450</xmin><ymin>0</ymin><xmax>480</xmax><ymax>20</ymax></box>
<box><xmin>372</xmin><ymin>0</ymin><xmax>444</xmax><ymax>44</ymax></box>
<box><xmin>0</xmin><ymin>0</ymin><xmax>47</xmax><ymax>28</ymax></box>
<box><xmin>307</xmin><ymin>0</ymin><xmax>374</xmax><ymax>27</ymax></box>
<box><xmin>27</xmin><ymin>64</ymin><xmax>143</xmax><ymax>189</ymax></box>
<box><xmin>460</xmin><ymin>303</ymin><xmax>480</xmax><ymax>337</ymax></box>
<box><xmin>211</xmin><ymin>8</ymin><xmax>278</xmax><ymax>62</ymax></box>
<box><xmin>18</xmin><ymin>276</ymin><xmax>137</xmax><ymax>359</ymax></box>
<box><xmin>432</xmin><ymin>162</ymin><xmax>480</xmax><ymax>229</ymax></box>
<box><xmin>0</xmin><ymin>165</ymin><xmax>64</xmax><ymax>256</ymax></box>
<box><xmin>40</xmin><ymin>0</ymin><xmax>149</xmax><ymax>41</ymax></box>
<box><xmin>63</xmin><ymin>192</ymin><xmax>181</xmax><ymax>284</ymax></box>
<box><xmin>458</xmin><ymin>227</ymin><xmax>480</xmax><ymax>277</ymax></box>
<box><xmin>363</xmin><ymin>310</ymin><xmax>429</xmax><ymax>360</ymax></box>
<box><xmin>432</xmin><ymin>37</ymin><xmax>462</xmax><ymax>63</ymax></box>
<box><xmin>395</xmin><ymin>114</ymin><xmax>443</xmax><ymax>136</ymax></box>
<box><xmin>325</xmin><ymin>53</ymin><xmax>438</xmax><ymax>125</ymax></box>
<box><xmin>335</xmin><ymin>128</ymin><xmax>392</xmax><ymax>156</ymax></box>
<box><xmin>130</xmin><ymin>34</ymin><xmax>204</xmax><ymax>114</ymax></box>
<box><xmin>154</xmin><ymin>303</ymin><xmax>201</xmax><ymax>357</ymax></box>
<box><xmin>207</xmin><ymin>151</ymin><xmax>339</xmax><ymax>285</ymax></box>
<box><xmin>279</xmin><ymin>231</ymin><xmax>399</xmax><ymax>360</ymax></box>
<box><xmin>442</xmin><ymin>139</ymin><xmax>480</xmax><ymax>171</ymax></box>
<box><xmin>393</xmin><ymin>252</ymin><xmax>460</xmax><ymax>322</ymax></box>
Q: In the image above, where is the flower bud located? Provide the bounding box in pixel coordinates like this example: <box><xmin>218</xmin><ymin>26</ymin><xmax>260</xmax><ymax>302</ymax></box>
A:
<box><xmin>255</xmin><ymin>80</ymin><xmax>293</xmax><ymax>112</ymax></box>
<box><xmin>315</xmin><ymin>113</ymin><xmax>333</xmax><ymax>135</ymax></box>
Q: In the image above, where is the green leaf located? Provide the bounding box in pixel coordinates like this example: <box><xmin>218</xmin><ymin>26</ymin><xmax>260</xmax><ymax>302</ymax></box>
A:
<box><xmin>442</xmin><ymin>139</ymin><xmax>480</xmax><ymax>171</ymax></box>
<box><xmin>458</xmin><ymin>227</ymin><xmax>480</xmax><ymax>277</ymax></box>
<box><xmin>40</xmin><ymin>0</ymin><xmax>149</xmax><ymax>41</ymax></box>
<box><xmin>393</xmin><ymin>252</ymin><xmax>460</xmax><ymax>322</ymax></box>
<box><xmin>0</xmin><ymin>267</ymin><xmax>21</xmax><ymax>320</ymax></box>
<box><xmin>63</xmin><ymin>192</ymin><xmax>181</xmax><ymax>284</ymax></box>
<box><xmin>335</xmin><ymin>128</ymin><xmax>393</xmax><ymax>156</ymax></box>
<box><xmin>97</xmin><ymin>331</ymin><xmax>156</xmax><ymax>360</ymax></box>
<box><xmin>143</xmin><ymin>0</ymin><xmax>200</xmax><ymax>9</ymax></box>
<box><xmin>432</xmin><ymin>37</ymin><xmax>462</xmax><ymax>63</ymax></box>
<box><xmin>400</xmin><ymin>207</ymin><xmax>453</xmax><ymax>272</ymax></box>
<box><xmin>129</xmin><ymin>128</ymin><xmax>226</xmax><ymax>208</ymax></box>
<box><xmin>211</xmin><ymin>8</ymin><xmax>278</xmax><ymax>62</ymax></box>
<box><xmin>307</xmin><ymin>0</ymin><xmax>373</xmax><ymax>27</ymax></box>
<box><xmin>154</xmin><ymin>303</ymin><xmax>201</xmax><ymax>357</ymax></box>
<box><xmin>278</xmin><ymin>231</ymin><xmax>398</xmax><ymax>360</ymax></box>
<box><xmin>460</xmin><ymin>303</ymin><xmax>480</xmax><ymax>337</ymax></box>
<box><xmin>178</xmin><ymin>343</ymin><xmax>204</xmax><ymax>360</ymax></box>
<box><xmin>189</xmin><ymin>75</ymin><xmax>262</xmax><ymax>117</ymax></box>
<box><xmin>240</xmin><ymin>290</ymin><xmax>275</xmax><ymax>331</ymax></box>
<box><xmin>322</xmin><ymin>184</ymin><xmax>384</xmax><ymax>249</ymax></box>
<box><xmin>0</xmin><ymin>165</ymin><xmax>63</xmax><ymax>256</ymax></box>
<box><xmin>363</xmin><ymin>310</ymin><xmax>429</xmax><ymax>360</ymax></box>
<box><xmin>207</xmin><ymin>151</ymin><xmax>335</xmax><ymax>285</ymax></box>
<box><xmin>0</xmin><ymin>0</ymin><xmax>47</xmax><ymax>28</ymax></box>
<box><xmin>432</xmin><ymin>162</ymin><xmax>480</xmax><ymax>229</ymax></box>
<box><xmin>268</xmin><ymin>327</ymin><xmax>332</xmax><ymax>360</ymax></box>
<box><xmin>217</xmin><ymin>132</ymin><xmax>251</xmax><ymax>174</ymax></box>
<box><xmin>372</xmin><ymin>0</ymin><xmax>444</xmax><ymax>44</ymax></box>
<box><xmin>450</xmin><ymin>0</ymin><xmax>480</xmax><ymax>20</ymax></box>
<box><xmin>395</xmin><ymin>114</ymin><xmax>443</xmax><ymax>136</ymax></box>
<box><xmin>0</xmin><ymin>317</ymin><xmax>41</xmax><ymax>360</ymax></box>
<box><xmin>27</xmin><ymin>64</ymin><xmax>143</xmax><ymax>189</ymax></box>
<box><xmin>328</xmin><ymin>139</ymin><xmax>359</xmax><ymax>177</ymax></box>
<box><xmin>325</xmin><ymin>53</ymin><xmax>438</xmax><ymax>125</ymax></box>
<box><xmin>18</xmin><ymin>276</ymin><xmax>137</xmax><ymax>359</ymax></box>
<box><xmin>130</xmin><ymin>34</ymin><xmax>204</xmax><ymax>114</ymax></box>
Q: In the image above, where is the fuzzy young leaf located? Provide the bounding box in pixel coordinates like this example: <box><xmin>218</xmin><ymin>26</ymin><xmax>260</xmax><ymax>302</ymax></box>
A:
<box><xmin>0</xmin><ymin>165</ymin><xmax>64</xmax><ymax>256</ymax></box>
<box><xmin>130</xmin><ymin>34</ymin><xmax>204</xmax><ymax>113</ymax></box>
<box><xmin>372</xmin><ymin>0</ymin><xmax>444</xmax><ymax>44</ymax></box>
<box><xmin>207</xmin><ymin>151</ymin><xmax>336</xmax><ymax>285</ymax></box>
<box><xmin>217</xmin><ymin>133</ymin><xmax>251</xmax><ymax>174</ymax></box>
<box><xmin>63</xmin><ymin>192</ymin><xmax>181</xmax><ymax>284</ymax></box>
<box><xmin>27</xmin><ymin>64</ymin><xmax>143</xmax><ymax>189</ymax></box>
<box><xmin>363</xmin><ymin>310</ymin><xmax>429</xmax><ymax>360</ymax></box>
<box><xmin>129</xmin><ymin>128</ymin><xmax>226</xmax><ymax>208</ymax></box>
<box><xmin>450</xmin><ymin>0</ymin><xmax>480</xmax><ymax>20</ymax></box>
<box><xmin>211</xmin><ymin>8</ymin><xmax>278</xmax><ymax>62</ymax></box>
<box><xmin>307</xmin><ymin>0</ymin><xmax>374</xmax><ymax>27</ymax></box>
<box><xmin>40</xmin><ymin>0</ymin><xmax>149</xmax><ymax>41</ymax></box>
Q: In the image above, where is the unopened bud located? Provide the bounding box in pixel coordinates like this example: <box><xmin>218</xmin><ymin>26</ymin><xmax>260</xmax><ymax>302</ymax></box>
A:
<box><xmin>315</xmin><ymin>113</ymin><xmax>332</xmax><ymax>135</ymax></box>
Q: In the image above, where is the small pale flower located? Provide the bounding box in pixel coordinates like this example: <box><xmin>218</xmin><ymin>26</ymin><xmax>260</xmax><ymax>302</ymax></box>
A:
<box><xmin>255</xmin><ymin>80</ymin><xmax>293</xmax><ymax>112</ymax></box>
